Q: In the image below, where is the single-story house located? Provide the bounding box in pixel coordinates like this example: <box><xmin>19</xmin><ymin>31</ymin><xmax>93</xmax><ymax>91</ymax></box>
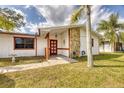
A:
<box><xmin>100</xmin><ymin>40</ymin><xmax>124</xmax><ymax>52</ymax></box>
<box><xmin>0</xmin><ymin>24</ymin><xmax>100</xmax><ymax>58</ymax></box>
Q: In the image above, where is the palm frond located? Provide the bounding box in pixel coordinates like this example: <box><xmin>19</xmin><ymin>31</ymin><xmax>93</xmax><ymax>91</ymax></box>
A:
<box><xmin>109</xmin><ymin>13</ymin><xmax>118</xmax><ymax>27</ymax></box>
<box><xmin>97</xmin><ymin>13</ymin><xmax>124</xmax><ymax>44</ymax></box>
<box><xmin>70</xmin><ymin>6</ymin><xmax>84</xmax><ymax>24</ymax></box>
<box><xmin>97</xmin><ymin>20</ymin><xmax>109</xmax><ymax>32</ymax></box>
<box><xmin>116</xmin><ymin>23</ymin><xmax>124</xmax><ymax>29</ymax></box>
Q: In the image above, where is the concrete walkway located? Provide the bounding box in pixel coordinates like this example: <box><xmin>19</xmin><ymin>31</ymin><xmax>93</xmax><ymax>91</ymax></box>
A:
<box><xmin>0</xmin><ymin>55</ymin><xmax>77</xmax><ymax>74</ymax></box>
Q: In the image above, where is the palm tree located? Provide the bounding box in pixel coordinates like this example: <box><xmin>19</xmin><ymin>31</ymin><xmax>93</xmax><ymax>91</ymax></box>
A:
<box><xmin>97</xmin><ymin>13</ymin><xmax>124</xmax><ymax>51</ymax></box>
<box><xmin>71</xmin><ymin>5</ymin><xmax>93</xmax><ymax>67</ymax></box>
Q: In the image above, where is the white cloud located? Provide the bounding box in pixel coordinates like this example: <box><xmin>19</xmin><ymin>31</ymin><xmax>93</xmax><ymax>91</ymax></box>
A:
<box><xmin>14</xmin><ymin>26</ymin><xmax>26</xmax><ymax>33</ymax></box>
<box><xmin>27</xmin><ymin>23</ymin><xmax>38</xmax><ymax>33</ymax></box>
<box><xmin>90</xmin><ymin>6</ymin><xmax>124</xmax><ymax>30</ymax></box>
<box><xmin>12</xmin><ymin>5</ymin><xmax>124</xmax><ymax>33</ymax></box>
<box><xmin>35</xmin><ymin>5</ymin><xmax>115</xmax><ymax>29</ymax></box>
<box><xmin>35</xmin><ymin>5</ymin><xmax>75</xmax><ymax>26</ymax></box>
<box><xmin>24</xmin><ymin>5</ymin><xmax>30</xmax><ymax>9</ymax></box>
<box><xmin>118</xmin><ymin>17</ymin><xmax>124</xmax><ymax>23</ymax></box>
<box><xmin>92</xmin><ymin>6</ymin><xmax>113</xmax><ymax>23</ymax></box>
<box><xmin>10</xmin><ymin>7</ymin><xmax>38</xmax><ymax>34</ymax></box>
<box><xmin>90</xmin><ymin>5</ymin><xmax>114</xmax><ymax>30</ymax></box>
<box><xmin>15</xmin><ymin>22</ymin><xmax>40</xmax><ymax>34</ymax></box>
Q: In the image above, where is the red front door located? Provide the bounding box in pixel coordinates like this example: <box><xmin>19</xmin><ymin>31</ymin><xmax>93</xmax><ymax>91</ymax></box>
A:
<box><xmin>50</xmin><ymin>40</ymin><xmax>57</xmax><ymax>55</ymax></box>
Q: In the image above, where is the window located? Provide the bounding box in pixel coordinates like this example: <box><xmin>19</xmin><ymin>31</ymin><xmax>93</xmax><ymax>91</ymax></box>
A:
<box><xmin>14</xmin><ymin>37</ymin><xmax>34</xmax><ymax>49</ymax></box>
<box><xmin>92</xmin><ymin>38</ymin><xmax>94</xmax><ymax>47</ymax></box>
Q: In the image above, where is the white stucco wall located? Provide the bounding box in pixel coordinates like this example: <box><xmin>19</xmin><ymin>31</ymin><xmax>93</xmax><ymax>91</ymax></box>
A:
<box><xmin>99</xmin><ymin>42</ymin><xmax>112</xmax><ymax>52</ymax></box>
<box><xmin>0</xmin><ymin>34</ymin><xmax>46</xmax><ymax>58</ymax></box>
<box><xmin>60</xmin><ymin>30</ymin><xmax>69</xmax><ymax>57</ymax></box>
<box><xmin>80</xmin><ymin>28</ymin><xmax>99</xmax><ymax>56</ymax></box>
<box><xmin>0</xmin><ymin>27</ymin><xmax>99</xmax><ymax>58</ymax></box>
<box><xmin>0</xmin><ymin>34</ymin><xmax>13</xmax><ymax>58</ymax></box>
<box><xmin>37</xmin><ymin>36</ymin><xmax>47</xmax><ymax>56</ymax></box>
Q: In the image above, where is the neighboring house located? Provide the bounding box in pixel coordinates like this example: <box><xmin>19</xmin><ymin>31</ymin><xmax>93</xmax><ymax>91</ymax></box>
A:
<box><xmin>100</xmin><ymin>40</ymin><xmax>124</xmax><ymax>52</ymax></box>
<box><xmin>0</xmin><ymin>24</ymin><xmax>100</xmax><ymax>58</ymax></box>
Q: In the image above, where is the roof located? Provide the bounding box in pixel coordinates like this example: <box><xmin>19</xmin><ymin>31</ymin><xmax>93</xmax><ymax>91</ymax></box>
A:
<box><xmin>38</xmin><ymin>24</ymin><xmax>101</xmax><ymax>38</ymax></box>
<box><xmin>38</xmin><ymin>24</ymin><xmax>85</xmax><ymax>30</ymax></box>
<box><xmin>0</xmin><ymin>31</ymin><xmax>38</xmax><ymax>36</ymax></box>
<box><xmin>0</xmin><ymin>24</ymin><xmax>101</xmax><ymax>38</ymax></box>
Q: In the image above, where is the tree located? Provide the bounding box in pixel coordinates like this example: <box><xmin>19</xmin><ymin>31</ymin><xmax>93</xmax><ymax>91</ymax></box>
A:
<box><xmin>0</xmin><ymin>8</ymin><xmax>25</xmax><ymax>31</ymax></box>
<box><xmin>97</xmin><ymin>13</ymin><xmax>124</xmax><ymax>51</ymax></box>
<box><xmin>0</xmin><ymin>16</ymin><xmax>15</xmax><ymax>31</ymax></box>
<box><xmin>71</xmin><ymin>5</ymin><xmax>93</xmax><ymax>67</ymax></box>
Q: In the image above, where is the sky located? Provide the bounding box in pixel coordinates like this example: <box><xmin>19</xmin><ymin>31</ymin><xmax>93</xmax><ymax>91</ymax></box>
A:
<box><xmin>0</xmin><ymin>5</ymin><xmax>124</xmax><ymax>34</ymax></box>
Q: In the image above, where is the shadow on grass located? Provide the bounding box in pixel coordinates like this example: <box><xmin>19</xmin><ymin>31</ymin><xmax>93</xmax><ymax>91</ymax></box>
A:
<box><xmin>0</xmin><ymin>74</ymin><xmax>15</xmax><ymax>88</ymax></box>
<box><xmin>93</xmin><ymin>53</ymin><xmax>123</xmax><ymax>60</ymax></box>
<box><xmin>0</xmin><ymin>56</ymin><xmax>45</xmax><ymax>62</ymax></box>
<box><xmin>76</xmin><ymin>53</ymin><xmax>123</xmax><ymax>62</ymax></box>
<box><xmin>111</xmin><ymin>60</ymin><xmax>124</xmax><ymax>63</ymax></box>
<box><xmin>94</xmin><ymin>65</ymin><xmax>124</xmax><ymax>68</ymax></box>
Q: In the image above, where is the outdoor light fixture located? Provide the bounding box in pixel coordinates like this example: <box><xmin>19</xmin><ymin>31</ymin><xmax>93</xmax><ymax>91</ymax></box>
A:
<box><xmin>55</xmin><ymin>34</ymin><xmax>57</xmax><ymax>38</ymax></box>
<box><xmin>63</xmin><ymin>39</ymin><xmax>65</xmax><ymax>45</ymax></box>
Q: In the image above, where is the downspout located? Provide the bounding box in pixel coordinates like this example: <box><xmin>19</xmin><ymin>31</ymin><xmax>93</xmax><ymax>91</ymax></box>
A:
<box><xmin>35</xmin><ymin>28</ymin><xmax>40</xmax><ymax>56</ymax></box>
<box><xmin>68</xmin><ymin>28</ymin><xmax>71</xmax><ymax>58</ymax></box>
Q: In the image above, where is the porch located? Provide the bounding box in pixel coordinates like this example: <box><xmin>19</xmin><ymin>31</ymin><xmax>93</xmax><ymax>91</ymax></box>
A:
<box><xmin>42</xmin><ymin>26</ymin><xmax>70</xmax><ymax>60</ymax></box>
<box><xmin>39</xmin><ymin>25</ymin><xmax>81</xmax><ymax>60</ymax></box>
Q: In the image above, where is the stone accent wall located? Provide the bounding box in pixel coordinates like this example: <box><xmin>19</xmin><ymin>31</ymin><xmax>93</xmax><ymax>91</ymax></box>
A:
<box><xmin>69</xmin><ymin>27</ymin><xmax>80</xmax><ymax>57</ymax></box>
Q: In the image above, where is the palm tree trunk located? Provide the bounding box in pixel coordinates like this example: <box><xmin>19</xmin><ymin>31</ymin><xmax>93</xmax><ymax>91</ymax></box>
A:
<box><xmin>114</xmin><ymin>42</ymin><xmax>116</xmax><ymax>51</ymax></box>
<box><xmin>111</xmin><ymin>42</ymin><xmax>115</xmax><ymax>52</ymax></box>
<box><xmin>116</xmin><ymin>33</ymin><xmax>120</xmax><ymax>51</ymax></box>
<box><xmin>85</xmin><ymin>5</ymin><xmax>93</xmax><ymax>67</ymax></box>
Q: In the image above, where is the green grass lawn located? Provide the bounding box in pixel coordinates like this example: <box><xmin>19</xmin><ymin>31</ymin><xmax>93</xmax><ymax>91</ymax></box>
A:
<box><xmin>1</xmin><ymin>53</ymin><xmax>124</xmax><ymax>88</ymax></box>
<box><xmin>0</xmin><ymin>56</ymin><xmax>45</xmax><ymax>67</ymax></box>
